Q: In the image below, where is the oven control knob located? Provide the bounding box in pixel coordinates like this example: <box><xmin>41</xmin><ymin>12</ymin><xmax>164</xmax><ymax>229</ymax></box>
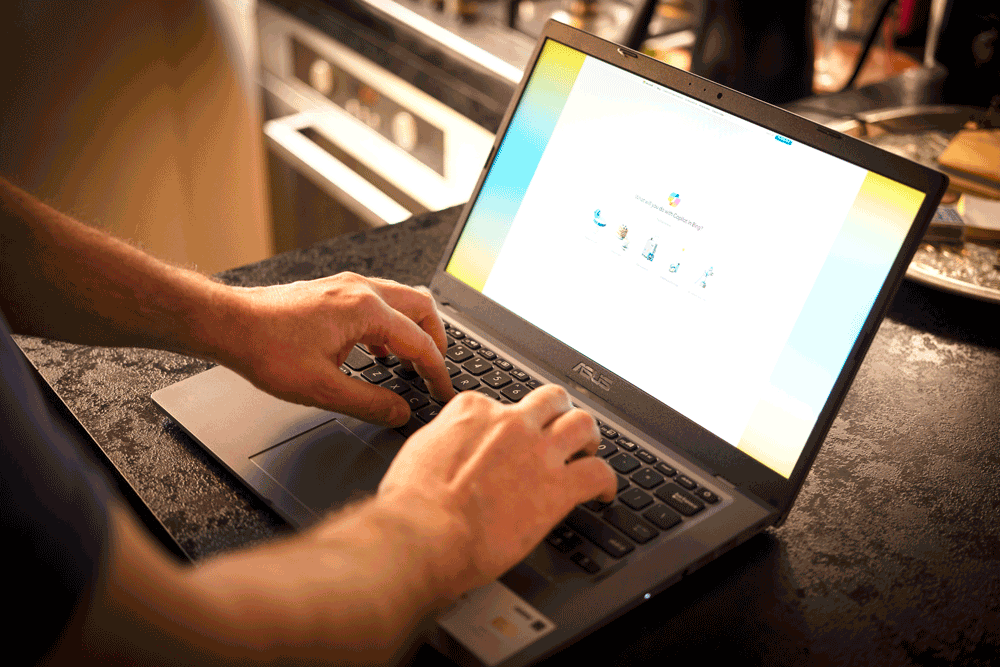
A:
<box><xmin>392</xmin><ymin>111</ymin><xmax>418</xmax><ymax>152</ymax></box>
<box><xmin>309</xmin><ymin>58</ymin><xmax>334</xmax><ymax>96</ymax></box>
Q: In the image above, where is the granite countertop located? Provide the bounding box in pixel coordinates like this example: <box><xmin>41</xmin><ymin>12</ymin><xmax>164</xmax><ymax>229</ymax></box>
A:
<box><xmin>16</xmin><ymin>207</ymin><xmax>1000</xmax><ymax>665</ymax></box>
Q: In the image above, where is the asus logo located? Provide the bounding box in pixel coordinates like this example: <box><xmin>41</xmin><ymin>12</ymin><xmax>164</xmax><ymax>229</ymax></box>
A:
<box><xmin>571</xmin><ymin>362</ymin><xmax>613</xmax><ymax>392</ymax></box>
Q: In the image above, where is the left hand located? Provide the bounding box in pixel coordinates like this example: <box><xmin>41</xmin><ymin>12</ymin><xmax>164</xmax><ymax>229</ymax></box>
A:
<box><xmin>212</xmin><ymin>272</ymin><xmax>454</xmax><ymax>426</ymax></box>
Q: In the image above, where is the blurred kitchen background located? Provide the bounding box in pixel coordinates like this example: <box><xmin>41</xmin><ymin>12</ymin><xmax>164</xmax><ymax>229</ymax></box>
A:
<box><xmin>1</xmin><ymin>0</ymin><xmax>997</xmax><ymax>274</ymax></box>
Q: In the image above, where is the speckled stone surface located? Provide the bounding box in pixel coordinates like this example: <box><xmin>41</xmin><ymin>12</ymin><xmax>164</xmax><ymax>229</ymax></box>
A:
<box><xmin>16</xmin><ymin>207</ymin><xmax>1000</xmax><ymax>665</ymax></box>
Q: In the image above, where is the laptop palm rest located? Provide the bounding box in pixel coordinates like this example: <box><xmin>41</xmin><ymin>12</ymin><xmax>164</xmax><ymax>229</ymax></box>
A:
<box><xmin>250</xmin><ymin>420</ymin><xmax>390</xmax><ymax>516</ymax></box>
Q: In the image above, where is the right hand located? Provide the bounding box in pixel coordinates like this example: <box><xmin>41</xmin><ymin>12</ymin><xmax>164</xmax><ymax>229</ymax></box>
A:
<box><xmin>373</xmin><ymin>385</ymin><xmax>617</xmax><ymax>597</ymax></box>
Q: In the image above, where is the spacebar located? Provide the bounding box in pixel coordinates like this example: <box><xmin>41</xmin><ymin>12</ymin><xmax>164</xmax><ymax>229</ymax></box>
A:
<box><xmin>565</xmin><ymin>508</ymin><xmax>634</xmax><ymax>558</ymax></box>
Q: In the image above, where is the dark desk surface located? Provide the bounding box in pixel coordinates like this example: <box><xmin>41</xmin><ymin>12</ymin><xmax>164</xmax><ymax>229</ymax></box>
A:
<box><xmin>17</xmin><ymin>206</ymin><xmax>1000</xmax><ymax>666</ymax></box>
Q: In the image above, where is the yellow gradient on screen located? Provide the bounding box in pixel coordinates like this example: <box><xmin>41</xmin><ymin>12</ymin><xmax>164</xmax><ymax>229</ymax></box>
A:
<box><xmin>737</xmin><ymin>170</ymin><xmax>924</xmax><ymax>477</ymax></box>
<box><xmin>446</xmin><ymin>41</ymin><xmax>586</xmax><ymax>291</ymax></box>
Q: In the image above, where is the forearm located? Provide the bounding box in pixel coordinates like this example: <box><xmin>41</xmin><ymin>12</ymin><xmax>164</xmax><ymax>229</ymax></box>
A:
<box><xmin>0</xmin><ymin>176</ymin><xmax>238</xmax><ymax>356</ymax></box>
<box><xmin>187</xmin><ymin>498</ymin><xmax>466</xmax><ymax>664</ymax></box>
<box><xmin>66</xmin><ymin>499</ymin><xmax>468</xmax><ymax>666</ymax></box>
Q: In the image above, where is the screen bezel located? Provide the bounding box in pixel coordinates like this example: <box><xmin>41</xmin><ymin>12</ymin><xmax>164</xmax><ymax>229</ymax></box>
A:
<box><xmin>430</xmin><ymin>21</ymin><xmax>948</xmax><ymax>519</ymax></box>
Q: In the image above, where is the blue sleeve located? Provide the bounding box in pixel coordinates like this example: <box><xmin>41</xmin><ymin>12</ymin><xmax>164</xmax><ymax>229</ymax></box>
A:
<box><xmin>0</xmin><ymin>312</ymin><xmax>110</xmax><ymax>663</ymax></box>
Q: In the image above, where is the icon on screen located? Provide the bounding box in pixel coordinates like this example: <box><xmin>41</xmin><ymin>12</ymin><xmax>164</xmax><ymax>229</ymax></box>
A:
<box><xmin>642</xmin><ymin>237</ymin><xmax>658</xmax><ymax>261</ymax></box>
<box><xmin>668</xmin><ymin>193</ymin><xmax>681</xmax><ymax>207</ymax></box>
<box><xmin>617</xmin><ymin>224</ymin><xmax>630</xmax><ymax>250</ymax></box>
<box><xmin>695</xmin><ymin>266</ymin><xmax>714</xmax><ymax>288</ymax></box>
<box><xmin>594</xmin><ymin>209</ymin><xmax>606</xmax><ymax>227</ymax></box>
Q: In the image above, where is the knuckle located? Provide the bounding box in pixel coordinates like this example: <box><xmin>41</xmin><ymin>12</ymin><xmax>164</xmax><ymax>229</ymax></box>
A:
<box><xmin>451</xmin><ymin>390</ymin><xmax>490</xmax><ymax>411</ymax></box>
<box><xmin>539</xmin><ymin>384</ymin><xmax>568</xmax><ymax>400</ymax></box>
<box><xmin>569</xmin><ymin>409</ymin><xmax>599</xmax><ymax>436</ymax></box>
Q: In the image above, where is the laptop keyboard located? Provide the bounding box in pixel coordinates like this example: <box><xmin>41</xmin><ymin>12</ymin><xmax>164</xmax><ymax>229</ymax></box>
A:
<box><xmin>341</xmin><ymin>320</ymin><xmax>721</xmax><ymax>576</ymax></box>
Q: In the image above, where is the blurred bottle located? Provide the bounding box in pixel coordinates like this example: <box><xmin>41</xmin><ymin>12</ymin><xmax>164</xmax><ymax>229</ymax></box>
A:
<box><xmin>690</xmin><ymin>0</ymin><xmax>815</xmax><ymax>104</ymax></box>
<box><xmin>814</xmin><ymin>0</ymin><xmax>854</xmax><ymax>88</ymax></box>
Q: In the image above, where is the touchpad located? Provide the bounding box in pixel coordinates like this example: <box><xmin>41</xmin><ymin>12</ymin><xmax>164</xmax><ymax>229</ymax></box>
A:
<box><xmin>250</xmin><ymin>420</ymin><xmax>390</xmax><ymax>514</ymax></box>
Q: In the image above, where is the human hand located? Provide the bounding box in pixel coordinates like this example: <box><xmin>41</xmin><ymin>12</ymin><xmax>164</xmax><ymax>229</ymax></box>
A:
<box><xmin>374</xmin><ymin>385</ymin><xmax>617</xmax><ymax>596</ymax></box>
<box><xmin>215</xmin><ymin>272</ymin><xmax>454</xmax><ymax>426</ymax></box>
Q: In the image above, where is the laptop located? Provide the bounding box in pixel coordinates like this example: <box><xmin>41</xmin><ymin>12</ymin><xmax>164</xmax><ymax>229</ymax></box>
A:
<box><xmin>153</xmin><ymin>19</ymin><xmax>947</xmax><ymax>667</ymax></box>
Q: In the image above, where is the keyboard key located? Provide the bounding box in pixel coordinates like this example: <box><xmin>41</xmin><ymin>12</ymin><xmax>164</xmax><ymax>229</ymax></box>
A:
<box><xmin>405</xmin><ymin>392</ymin><xmax>430</xmax><ymax>411</ymax></box>
<box><xmin>415</xmin><ymin>404</ymin><xmax>442</xmax><ymax>423</ymax></box>
<box><xmin>694</xmin><ymin>488</ymin><xmax>720</xmax><ymax>504</ymax></box>
<box><xmin>482</xmin><ymin>370</ymin><xmax>512</xmax><ymax>389</ymax></box>
<box><xmin>340</xmin><ymin>365</ymin><xmax>351</xmax><ymax>376</ymax></box>
<box><xmin>446</xmin><ymin>335</ymin><xmax>456</xmax><ymax>347</ymax></box>
<box><xmin>478</xmin><ymin>349</ymin><xmax>497</xmax><ymax>361</ymax></box>
<box><xmin>462</xmin><ymin>358</ymin><xmax>493</xmax><ymax>376</ymax></box>
<box><xmin>643</xmin><ymin>504</ymin><xmax>682</xmax><ymax>530</ymax></box>
<box><xmin>609</xmin><ymin>453</ymin><xmax>641</xmax><ymax>475</ymax></box>
<box><xmin>381</xmin><ymin>377</ymin><xmax>411</xmax><ymax>395</ymax></box>
<box><xmin>464</xmin><ymin>339</ymin><xmax>481</xmax><ymax>350</ymax></box>
<box><xmin>595</xmin><ymin>440</ymin><xmax>618</xmax><ymax>458</ymax></box>
<box><xmin>635</xmin><ymin>449</ymin><xmax>657</xmax><ymax>465</ymax></box>
<box><xmin>411</xmin><ymin>377</ymin><xmax>429</xmax><ymax>394</ymax></box>
<box><xmin>376</xmin><ymin>355</ymin><xmax>401</xmax><ymax>368</ymax></box>
<box><xmin>452</xmin><ymin>374</ymin><xmax>481</xmax><ymax>392</ymax></box>
<box><xmin>565</xmin><ymin>508</ymin><xmax>634</xmax><ymax>558</ymax></box>
<box><xmin>602</xmin><ymin>506</ymin><xmax>659</xmax><ymax>544</ymax></box>
<box><xmin>476</xmin><ymin>387</ymin><xmax>500</xmax><ymax>400</ymax></box>
<box><xmin>583</xmin><ymin>498</ymin><xmax>612</xmax><ymax>512</ymax></box>
<box><xmin>361</xmin><ymin>365</ymin><xmax>393</xmax><ymax>383</ymax></box>
<box><xmin>525</xmin><ymin>380</ymin><xmax>541</xmax><ymax>390</ymax></box>
<box><xmin>570</xmin><ymin>552</ymin><xmax>601</xmax><ymax>574</ymax></box>
<box><xmin>654</xmin><ymin>462</ymin><xmax>677</xmax><ymax>477</ymax></box>
<box><xmin>631</xmin><ymin>468</ymin><xmax>665</xmax><ymax>489</ymax></box>
<box><xmin>655</xmin><ymin>483</ymin><xmax>705</xmax><ymax>516</ymax></box>
<box><xmin>547</xmin><ymin>526</ymin><xmax>580</xmax><ymax>553</ymax></box>
<box><xmin>510</xmin><ymin>368</ymin><xmax>530</xmax><ymax>382</ymax></box>
<box><xmin>599</xmin><ymin>425</ymin><xmax>619</xmax><ymax>440</ymax></box>
<box><xmin>616</xmin><ymin>474</ymin><xmax>630</xmax><ymax>493</ymax></box>
<box><xmin>500</xmin><ymin>383</ymin><xmax>529</xmax><ymax>402</ymax></box>
<box><xmin>616</xmin><ymin>438</ymin><xmax>637</xmax><ymax>452</ymax></box>
<box><xmin>344</xmin><ymin>348</ymin><xmax>375</xmax><ymax>371</ymax></box>
<box><xmin>450</xmin><ymin>329</ymin><xmax>466</xmax><ymax>340</ymax></box>
<box><xmin>446</xmin><ymin>345</ymin><xmax>475</xmax><ymax>363</ymax></box>
<box><xmin>619</xmin><ymin>487</ymin><xmax>654</xmax><ymax>510</ymax></box>
<box><xmin>396</xmin><ymin>366</ymin><xmax>421</xmax><ymax>381</ymax></box>
<box><xmin>675</xmin><ymin>474</ymin><xmax>697</xmax><ymax>490</ymax></box>
<box><xmin>494</xmin><ymin>359</ymin><xmax>513</xmax><ymax>372</ymax></box>
<box><xmin>444</xmin><ymin>360</ymin><xmax>462</xmax><ymax>378</ymax></box>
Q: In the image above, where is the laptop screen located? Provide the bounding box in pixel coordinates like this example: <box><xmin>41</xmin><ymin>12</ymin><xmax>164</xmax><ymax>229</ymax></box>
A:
<box><xmin>445</xmin><ymin>39</ymin><xmax>926</xmax><ymax>479</ymax></box>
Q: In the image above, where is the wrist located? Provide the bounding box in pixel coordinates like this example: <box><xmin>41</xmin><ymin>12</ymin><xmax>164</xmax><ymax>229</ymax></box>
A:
<box><xmin>360</xmin><ymin>493</ymin><xmax>477</xmax><ymax>603</ymax></box>
<box><xmin>176</xmin><ymin>279</ymin><xmax>254</xmax><ymax>367</ymax></box>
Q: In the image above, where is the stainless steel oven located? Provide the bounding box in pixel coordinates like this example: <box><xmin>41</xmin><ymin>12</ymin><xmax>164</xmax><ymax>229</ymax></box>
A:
<box><xmin>259</xmin><ymin>0</ymin><xmax>515</xmax><ymax>246</ymax></box>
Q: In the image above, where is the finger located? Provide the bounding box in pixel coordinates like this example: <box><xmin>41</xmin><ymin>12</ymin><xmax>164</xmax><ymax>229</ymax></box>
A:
<box><xmin>515</xmin><ymin>384</ymin><xmax>573</xmax><ymax>430</ymax></box>
<box><xmin>370</xmin><ymin>280</ymin><xmax>449</xmax><ymax>355</ymax></box>
<box><xmin>369</xmin><ymin>344</ymin><xmax>391</xmax><ymax>359</ymax></box>
<box><xmin>566</xmin><ymin>456</ymin><xmax>617</xmax><ymax>503</ymax></box>
<box><xmin>361</xmin><ymin>303</ymin><xmax>454</xmax><ymax>404</ymax></box>
<box><xmin>324</xmin><ymin>372</ymin><xmax>412</xmax><ymax>427</ymax></box>
<box><xmin>546</xmin><ymin>409</ymin><xmax>601</xmax><ymax>461</ymax></box>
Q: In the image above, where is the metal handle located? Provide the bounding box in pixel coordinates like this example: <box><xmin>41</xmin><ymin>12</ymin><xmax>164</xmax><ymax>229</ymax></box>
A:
<box><xmin>264</xmin><ymin>112</ymin><xmax>412</xmax><ymax>227</ymax></box>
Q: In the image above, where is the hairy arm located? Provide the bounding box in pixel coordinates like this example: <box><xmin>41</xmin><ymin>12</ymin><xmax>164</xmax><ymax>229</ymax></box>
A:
<box><xmin>0</xmin><ymin>175</ymin><xmax>232</xmax><ymax>353</ymax></box>
<box><xmin>0</xmin><ymin>176</ymin><xmax>453</xmax><ymax>424</ymax></box>
<box><xmin>50</xmin><ymin>388</ymin><xmax>616</xmax><ymax>666</ymax></box>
